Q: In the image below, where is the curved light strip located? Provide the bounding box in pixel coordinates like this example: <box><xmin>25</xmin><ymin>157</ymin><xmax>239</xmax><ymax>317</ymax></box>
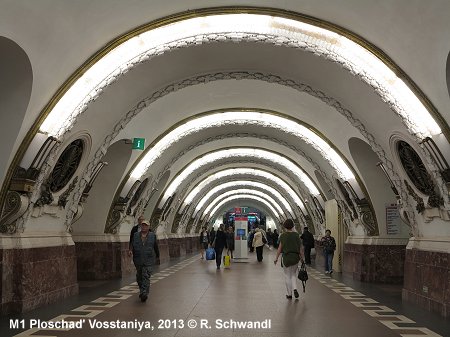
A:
<box><xmin>40</xmin><ymin>13</ymin><xmax>440</xmax><ymax>139</ymax></box>
<box><xmin>129</xmin><ymin>111</ymin><xmax>354</xmax><ymax>181</ymax></box>
<box><xmin>203</xmin><ymin>189</ymin><xmax>285</xmax><ymax>217</ymax></box>
<box><xmin>184</xmin><ymin>167</ymin><xmax>305</xmax><ymax>208</ymax></box>
<box><xmin>160</xmin><ymin>148</ymin><xmax>319</xmax><ymax>207</ymax></box>
<box><xmin>207</xmin><ymin>194</ymin><xmax>280</xmax><ymax>221</ymax></box>
<box><xmin>195</xmin><ymin>181</ymin><xmax>293</xmax><ymax>214</ymax></box>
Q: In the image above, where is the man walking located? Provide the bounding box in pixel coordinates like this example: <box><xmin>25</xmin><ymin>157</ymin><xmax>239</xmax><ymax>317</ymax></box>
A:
<box><xmin>131</xmin><ymin>219</ymin><xmax>159</xmax><ymax>302</ymax></box>
<box><xmin>128</xmin><ymin>215</ymin><xmax>145</xmax><ymax>256</ymax></box>
<box><xmin>300</xmin><ymin>226</ymin><xmax>315</xmax><ymax>265</ymax></box>
<box><xmin>320</xmin><ymin>229</ymin><xmax>336</xmax><ymax>274</ymax></box>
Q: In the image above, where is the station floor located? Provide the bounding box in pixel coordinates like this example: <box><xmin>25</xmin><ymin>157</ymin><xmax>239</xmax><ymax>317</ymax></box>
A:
<box><xmin>2</xmin><ymin>249</ymin><xmax>449</xmax><ymax>337</ymax></box>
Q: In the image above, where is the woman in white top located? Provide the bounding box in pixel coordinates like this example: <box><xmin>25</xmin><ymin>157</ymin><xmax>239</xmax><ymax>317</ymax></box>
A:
<box><xmin>252</xmin><ymin>228</ymin><xmax>266</xmax><ymax>262</ymax></box>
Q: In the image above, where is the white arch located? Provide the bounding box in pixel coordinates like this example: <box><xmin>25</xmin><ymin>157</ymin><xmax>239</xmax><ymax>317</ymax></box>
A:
<box><xmin>195</xmin><ymin>181</ymin><xmax>293</xmax><ymax>215</ymax></box>
<box><xmin>39</xmin><ymin>13</ymin><xmax>440</xmax><ymax>140</ymax></box>
<box><xmin>183</xmin><ymin>167</ymin><xmax>305</xmax><ymax>209</ymax></box>
<box><xmin>207</xmin><ymin>194</ymin><xmax>281</xmax><ymax>221</ymax></box>
<box><xmin>128</xmin><ymin>111</ymin><xmax>354</xmax><ymax>181</ymax></box>
<box><xmin>160</xmin><ymin>148</ymin><xmax>319</xmax><ymax>208</ymax></box>
<box><xmin>203</xmin><ymin>189</ymin><xmax>285</xmax><ymax>218</ymax></box>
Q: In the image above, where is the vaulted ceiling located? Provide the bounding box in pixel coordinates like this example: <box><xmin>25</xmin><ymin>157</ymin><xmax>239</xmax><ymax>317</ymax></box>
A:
<box><xmin>1</xmin><ymin>1</ymin><xmax>450</xmax><ymax>237</ymax></box>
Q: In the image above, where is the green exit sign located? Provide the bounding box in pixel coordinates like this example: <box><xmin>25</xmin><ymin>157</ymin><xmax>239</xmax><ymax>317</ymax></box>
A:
<box><xmin>132</xmin><ymin>138</ymin><xmax>145</xmax><ymax>150</ymax></box>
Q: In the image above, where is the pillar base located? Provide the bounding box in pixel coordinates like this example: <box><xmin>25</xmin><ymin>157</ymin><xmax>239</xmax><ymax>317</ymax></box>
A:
<box><xmin>0</xmin><ymin>244</ymin><xmax>78</xmax><ymax>315</ymax></box>
<box><xmin>343</xmin><ymin>241</ymin><xmax>406</xmax><ymax>284</ymax></box>
<box><xmin>75</xmin><ymin>241</ymin><xmax>133</xmax><ymax>280</ymax></box>
<box><xmin>403</xmin><ymin>244</ymin><xmax>449</xmax><ymax>318</ymax></box>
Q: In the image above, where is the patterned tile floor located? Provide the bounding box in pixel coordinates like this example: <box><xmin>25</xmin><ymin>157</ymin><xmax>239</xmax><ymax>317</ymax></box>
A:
<box><xmin>2</xmin><ymin>250</ymin><xmax>449</xmax><ymax>337</ymax></box>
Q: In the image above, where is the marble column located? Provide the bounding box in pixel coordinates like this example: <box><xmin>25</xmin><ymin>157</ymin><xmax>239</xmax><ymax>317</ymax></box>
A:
<box><xmin>402</xmin><ymin>238</ymin><xmax>450</xmax><ymax>318</ymax></box>
<box><xmin>343</xmin><ymin>242</ymin><xmax>406</xmax><ymax>283</ymax></box>
<box><xmin>73</xmin><ymin>234</ymin><xmax>133</xmax><ymax>280</ymax></box>
<box><xmin>1</xmin><ymin>237</ymin><xmax>78</xmax><ymax>315</ymax></box>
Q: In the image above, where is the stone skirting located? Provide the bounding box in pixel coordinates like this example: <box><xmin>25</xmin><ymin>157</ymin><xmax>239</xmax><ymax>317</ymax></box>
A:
<box><xmin>0</xmin><ymin>245</ymin><xmax>78</xmax><ymax>315</ymax></box>
<box><xmin>0</xmin><ymin>235</ymin><xmax>200</xmax><ymax>314</ymax></box>
<box><xmin>168</xmin><ymin>236</ymin><xmax>200</xmax><ymax>258</ymax></box>
<box><xmin>75</xmin><ymin>236</ymin><xmax>200</xmax><ymax>280</ymax></box>
<box><xmin>402</xmin><ymin>248</ymin><xmax>449</xmax><ymax>318</ymax></box>
<box><xmin>343</xmin><ymin>243</ymin><xmax>406</xmax><ymax>283</ymax></box>
<box><xmin>75</xmin><ymin>241</ymin><xmax>133</xmax><ymax>280</ymax></box>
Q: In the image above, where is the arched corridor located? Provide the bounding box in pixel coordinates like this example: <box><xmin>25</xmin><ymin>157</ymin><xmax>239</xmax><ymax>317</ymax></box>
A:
<box><xmin>1</xmin><ymin>1</ymin><xmax>450</xmax><ymax>336</ymax></box>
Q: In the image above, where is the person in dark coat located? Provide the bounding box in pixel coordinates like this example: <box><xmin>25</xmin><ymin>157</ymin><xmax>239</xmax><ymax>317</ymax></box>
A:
<box><xmin>321</xmin><ymin>229</ymin><xmax>336</xmax><ymax>274</ymax></box>
<box><xmin>128</xmin><ymin>215</ymin><xmax>144</xmax><ymax>256</ymax></box>
<box><xmin>272</xmin><ymin>229</ymin><xmax>279</xmax><ymax>249</ymax></box>
<box><xmin>209</xmin><ymin>227</ymin><xmax>216</xmax><ymax>245</ymax></box>
<box><xmin>300</xmin><ymin>226</ymin><xmax>315</xmax><ymax>265</ymax></box>
<box><xmin>131</xmin><ymin>219</ymin><xmax>159</xmax><ymax>302</ymax></box>
<box><xmin>213</xmin><ymin>224</ymin><xmax>227</xmax><ymax>269</ymax></box>
<box><xmin>199</xmin><ymin>226</ymin><xmax>209</xmax><ymax>259</ymax></box>
<box><xmin>225</xmin><ymin>226</ymin><xmax>235</xmax><ymax>258</ymax></box>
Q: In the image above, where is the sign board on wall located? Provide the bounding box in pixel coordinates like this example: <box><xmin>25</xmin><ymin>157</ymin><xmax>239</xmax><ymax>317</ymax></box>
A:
<box><xmin>385</xmin><ymin>203</ymin><xmax>401</xmax><ymax>235</ymax></box>
<box><xmin>132</xmin><ymin>138</ymin><xmax>145</xmax><ymax>150</ymax></box>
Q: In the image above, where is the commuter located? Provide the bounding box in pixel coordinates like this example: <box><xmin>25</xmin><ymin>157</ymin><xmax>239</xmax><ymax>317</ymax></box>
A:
<box><xmin>248</xmin><ymin>229</ymin><xmax>255</xmax><ymax>252</ymax></box>
<box><xmin>274</xmin><ymin>219</ymin><xmax>304</xmax><ymax>299</ymax></box>
<box><xmin>128</xmin><ymin>215</ymin><xmax>144</xmax><ymax>256</ymax></box>
<box><xmin>199</xmin><ymin>226</ymin><xmax>209</xmax><ymax>259</ymax></box>
<box><xmin>252</xmin><ymin>227</ymin><xmax>266</xmax><ymax>262</ymax></box>
<box><xmin>300</xmin><ymin>226</ymin><xmax>315</xmax><ymax>265</ymax></box>
<box><xmin>272</xmin><ymin>229</ymin><xmax>279</xmax><ymax>249</ymax></box>
<box><xmin>209</xmin><ymin>227</ymin><xmax>216</xmax><ymax>246</ymax></box>
<box><xmin>225</xmin><ymin>226</ymin><xmax>235</xmax><ymax>259</ymax></box>
<box><xmin>321</xmin><ymin>229</ymin><xmax>336</xmax><ymax>274</ymax></box>
<box><xmin>131</xmin><ymin>220</ymin><xmax>159</xmax><ymax>302</ymax></box>
<box><xmin>266</xmin><ymin>228</ymin><xmax>273</xmax><ymax>246</ymax></box>
<box><xmin>212</xmin><ymin>224</ymin><xmax>227</xmax><ymax>269</ymax></box>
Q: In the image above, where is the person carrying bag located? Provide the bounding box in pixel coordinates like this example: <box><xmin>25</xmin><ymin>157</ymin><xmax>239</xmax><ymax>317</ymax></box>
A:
<box><xmin>274</xmin><ymin>219</ymin><xmax>305</xmax><ymax>300</ymax></box>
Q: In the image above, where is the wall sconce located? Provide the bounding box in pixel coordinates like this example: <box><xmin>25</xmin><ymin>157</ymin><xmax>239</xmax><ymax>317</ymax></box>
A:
<box><xmin>182</xmin><ymin>203</ymin><xmax>190</xmax><ymax>214</ymax></box>
<box><xmin>343</xmin><ymin>181</ymin><xmax>360</xmax><ymax>203</ymax></box>
<box><xmin>420</xmin><ymin>137</ymin><xmax>450</xmax><ymax>183</ymax></box>
<box><xmin>143</xmin><ymin>188</ymin><xmax>159</xmax><ymax>210</ymax></box>
<box><xmin>11</xmin><ymin>136</ymin><xmax>60</xmax><ymax>192</ymax></box>
<box><xmin>376</xmin><ymin>162</ymin><xmax>400</xmax><ymax>197</ymax></box>
<box><xmin>82</xmin><ymin>161</ymin><xmax>108</xmax><ymax>196</ymax></box>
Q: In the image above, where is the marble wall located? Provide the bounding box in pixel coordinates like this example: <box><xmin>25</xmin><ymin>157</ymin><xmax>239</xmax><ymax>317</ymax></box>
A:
<box><xmin>76</xmin><ymin>236</ymin><xmax>200</xmax><ymax>280</ymax></box>
<box><xmin>403</xmin><ymin>249</ymin><xmax>449</xmax><ymax>318</ymax></box>
<box><xmin>343</xmin><ymin>243</ymin><xmax>406</xmax><ymax>283</ymax></box>
<box><xmin>76</xmin><ymin>241</ymin><xmax>132</xmax><ymax>280</ymax></box>
<box><xmin>0</xmin><ymin>235</ymin><xmax>200</xmax><ymax>315</ymax></box>
<box><xmin>0</xmin><ymin>245</ymin><xmax>78</xmax><ymax>315</ymax></box>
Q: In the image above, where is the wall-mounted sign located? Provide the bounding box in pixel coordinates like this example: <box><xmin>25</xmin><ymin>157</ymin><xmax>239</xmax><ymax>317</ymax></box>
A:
<box><xmin>385</xmin><ymin>203</ymin><xmax>400</xmax><ymax>235</ymax></box>
<box><xmin>132</xmin><ymin>138</ymin><xmax>145</xmax><ymax>150</ymax></box>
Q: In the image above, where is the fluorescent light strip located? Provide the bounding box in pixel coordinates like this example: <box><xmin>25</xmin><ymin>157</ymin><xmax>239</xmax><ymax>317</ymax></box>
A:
<box><xmin>184</xmin><ymin>168</ymin><xmax>305</xmax><ymax>208</ymax></box>
<box><xmin>40</xmin><ymin>13</ymin><xmax>440</xmax><ymax>140</ymax></box>
<box><xmin>160</xmin><ymin>148</ymin><xmax>319</xmax><ymax>207</ymax></box>
<box><xmin>207</xmin><ymin>194</ymin><xmax>280</xmax><ymax>221</ymax></box>
<box><xmin>203</xmin><ymin>189</ymin><xmax>285</xmax><ymax>216</ymax></box>
<box><xmin>195</xmin><ymin>181</ymin><xmax>293</xmax><ymax>214</ymax></box>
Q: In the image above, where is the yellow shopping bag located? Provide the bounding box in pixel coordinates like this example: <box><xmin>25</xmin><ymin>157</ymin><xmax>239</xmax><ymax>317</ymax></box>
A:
<box><xmin>223</xmin><ymin>254</ymin><xmax>231</xmax><ymax>268</ymax></box>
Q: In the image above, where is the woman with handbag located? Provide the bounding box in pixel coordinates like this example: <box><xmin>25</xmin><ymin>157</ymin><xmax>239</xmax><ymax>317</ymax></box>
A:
<box><xmin>274</xmin><ymin>219</ymin><xmax>304</xmax><ymax>299</ymax></box>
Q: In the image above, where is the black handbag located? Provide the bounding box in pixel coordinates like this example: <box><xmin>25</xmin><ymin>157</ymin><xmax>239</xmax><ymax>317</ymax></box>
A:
<box><xmin>297</xmin><ymin>262</ymin><xmax>308</xmax><ymax>292</ymax></box>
